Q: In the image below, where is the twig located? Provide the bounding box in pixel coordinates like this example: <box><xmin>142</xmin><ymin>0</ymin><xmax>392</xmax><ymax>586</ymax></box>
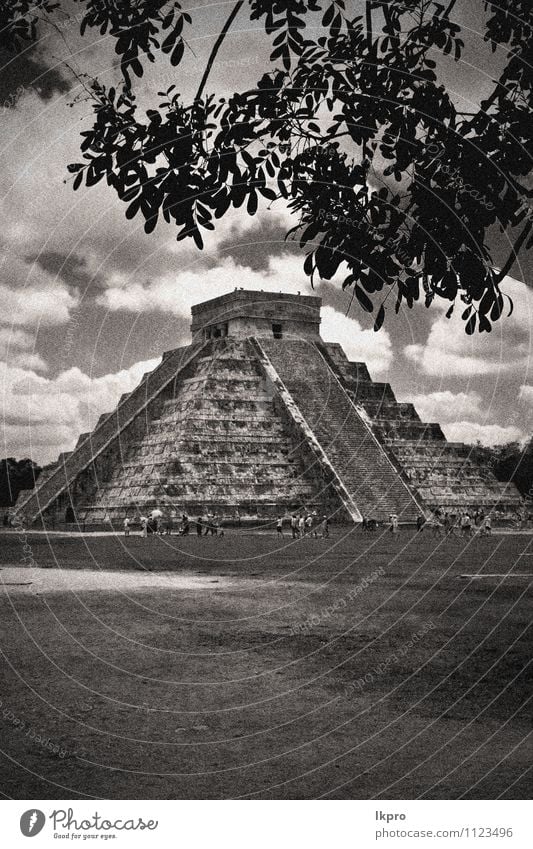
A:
<box><xmin>365</xmin><ymin>0</ymin><xmax>373</xmax><ymax>49</ymax></box>
<box><xmin>494</xmin><ymin>220</ymin><xmax>533</xmax><ymax>284</ymax></box>
<box><xmin>194</xmin><ymin>1</ymin><xmax>244</xmax><ymax>103</ymax></box>
<box><xmin>443</xmin><ymin>0</ymin><xmax>458</xmax><ymax>17</ymax></box>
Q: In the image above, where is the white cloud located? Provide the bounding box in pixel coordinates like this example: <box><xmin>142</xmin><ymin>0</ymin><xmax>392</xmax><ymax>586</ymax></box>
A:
<box><xmin>519</xmin><ymin>385</ymin><xmax>533</xmax><ymax>405</ymax></box>
<box><xmin>406</xmin><ymin>390</ymin><xmax>483</xmax><ymax>424</ymax></box>
<box><xmin>97</xmin><ymin>253</ymin><xmax>314</xmax><ymax>316</ymax></box>
<box><xmin>0</xmin><ymin>283</ymin><xmax>78</xmax><ymax>328</ymax></box>
<box><xmin>442</xmin><ymin>421</ymin><xmax>525</xmax><ymax>446</ymax></box>
<box><xmin>0</xmin><ymin>327</ymin><xmax>48</xmax><ymax>372</ymax></box>
<box><xmin>404</xmin><ymin>276</ymin><xmax>533</xmax><ymax>378</ymax></box>
<box><xmin>1</xmin><ymin>357</ymin><xmax>160</xmax><ymax>464</ymax></box>
<box><xmin>97</xmin><ymin>254</ymin><xmax>394</xmax><ymax>375</ymax></box>
<box><xmin>321</xmin><ymin>306</ymin><xmax>393</xmax><ymax>375</ymax></box>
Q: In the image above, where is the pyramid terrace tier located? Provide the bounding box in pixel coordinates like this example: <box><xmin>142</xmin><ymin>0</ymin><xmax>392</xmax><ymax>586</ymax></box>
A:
<box><xmin>76</xmin><ymin>338</ymin><xmax>341</xmax><ymax>524</ymax></box>
<box><xmin>319</xmin><ymin>342</ymin><xmax>522</xmax><ymax>516</ymax></box>
<box><xmin>12</xmin><ymin>289</ymin><xmax>523</xmax><ymax>527</ymax></box>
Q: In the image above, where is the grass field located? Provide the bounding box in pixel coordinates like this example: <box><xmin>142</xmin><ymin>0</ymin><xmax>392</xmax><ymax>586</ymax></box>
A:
<box><xmin>0</xmin><ymin>529</ymin><xmax>531</xmax><ymax>800</ymax></box>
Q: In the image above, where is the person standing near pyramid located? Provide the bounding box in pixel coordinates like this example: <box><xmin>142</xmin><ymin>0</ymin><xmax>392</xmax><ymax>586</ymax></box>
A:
<box><xmin>290</xmin><ymin>514</ymin><xmax>298</xmax><ymax>539</ymax></box>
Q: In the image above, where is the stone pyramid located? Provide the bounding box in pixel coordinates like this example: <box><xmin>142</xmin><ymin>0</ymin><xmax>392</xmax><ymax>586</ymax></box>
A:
<box><xmin>14</xmin><ymin>290</ymin><xmax>522</xmax><ymax>527</ymax></box>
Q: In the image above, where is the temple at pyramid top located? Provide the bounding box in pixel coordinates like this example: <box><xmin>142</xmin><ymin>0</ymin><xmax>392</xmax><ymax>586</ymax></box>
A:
<box><xmin>13</xmin><ymin>288</ymin><xmax>522</xmax><ymax>529</ymax></box>
<box><xmin>191</xmin><ymin>289</ymin><xmax>322</xmax><ymax>340</ymax></box>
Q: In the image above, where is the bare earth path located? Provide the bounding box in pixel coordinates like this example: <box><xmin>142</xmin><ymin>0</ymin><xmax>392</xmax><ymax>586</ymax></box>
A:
<box><xmin>0</xmin><ymin>530</ymin><xmax>531</xmax><ymax>799</ymax></box>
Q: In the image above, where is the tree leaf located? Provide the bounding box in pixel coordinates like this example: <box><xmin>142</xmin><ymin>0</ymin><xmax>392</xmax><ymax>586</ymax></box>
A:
<box><xmin>465</xmin><ymin>313</ymin><xmax>477</xmax><ymax>335</ymax></box>
<box><xmin>374</xmin><ymin>304</ymin><xmax>385</xmax><ymax>331</ymax></box>
<box><xmin>355</xmin><ymin>286</ymin><xmax>373</xmax><ymax>313</ymax></box>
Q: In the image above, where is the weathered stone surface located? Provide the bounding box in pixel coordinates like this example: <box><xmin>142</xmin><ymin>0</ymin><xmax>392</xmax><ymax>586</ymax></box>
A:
<box><xmin>321</xmin><ymin>342</ymin><xmax>522</xmax><ymax>514</ymax></box>
<box><xmin>13</xmin><ymin>289</ymin><xmax>522</xmax><ymax>526</ymax></box>
<box><xmin>80</xmin><ymin>339</ymin><xmax>324</xmax><ymax>522</ymax></box>
<box><xmin>256</xmin><ymin>338</ymin><xmax>422</xmax><ymax>521</ymax></box>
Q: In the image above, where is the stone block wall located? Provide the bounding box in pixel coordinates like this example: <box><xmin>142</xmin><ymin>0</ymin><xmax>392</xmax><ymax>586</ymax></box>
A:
<box><xmin>79</xmin><ymin>339</ymin><xmax>323</xmax><ymax>522</ymax></box>
<box><xmin>320</xmin><ymin>343</ymin><xmax>522</xmax><ymax>514</ymax></box>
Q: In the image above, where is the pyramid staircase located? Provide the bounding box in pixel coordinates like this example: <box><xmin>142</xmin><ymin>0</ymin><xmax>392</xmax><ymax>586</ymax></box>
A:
<box><xmin>79</xmin><ymin>339</ymin><xmax>323</xmax><ymax>522</ymax></box>
<box><xmin>12</xmin><ymin>290</ymin><xmax>522</xmax><ymax>527</ymax></box>
<box><xmin>255</xmin><ymin>339</ymin><xmax>423</xmax><ymax>521</ymax></box>
<box><xmin>320</xmin><ymin>342</ymin><xmax>522</xmax><ymax>513</ymax></box>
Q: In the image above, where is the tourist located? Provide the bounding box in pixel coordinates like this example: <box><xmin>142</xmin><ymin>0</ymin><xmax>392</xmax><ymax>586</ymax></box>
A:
<box><xmin>212</xmin><ymin>514</ymin><xmax>219</xmax><ymax>535</ymax></box>
<box><xmin>431</xmin><ymin>516</ymin><xmax>444</xmax><ymax>538</ymax></box>
<box><xmin>290</xmin><ymin>514</ymin><xmax>298</xmax><ymax>539</ymax></box>
<box><xmin>123</xmin><ymin>517</ymin><xmax>130</xmax><ymax>537</ymax></box>
<box><xmin>448</xmin><ymin>511</ymin><xmax>459</xmax><ymax>536</ymax></box>
<box><xmin>321</xmin><ymin>515</ymin><xmax>330</xmax><ymax>538</ymax></box>
<box><xmin>298</xmin><ymin>514</ymin><xmax>305</xmax><ymax>538</ymax></box>
<box><xmin>196</xmin><ymin>516</ymin><xmax>203</xmax><ymax>537</ymax></box>
<box><xmin>180</xmin><ymin>512</ymin><xmax>190</xmax><ymax>535</ymax></box>
<box><xmin>164</xmin><ymin>515</ymin><xmax>173</xmax><ymax>535</ymax></box>
<box><xmin>140</xmin><ymin>516</ymin><xmax>148</xmax><ymax>538</ymax></box>
<box><xmin>305</xmin><ymin>513</ymin><xmax>314</xmax><ymax>536</ymax></box>
<box><xmin>204</xmin><ymin>512</ymin><xmax>212</xmax><ymax>535</ymax></box>
<box><xmin>460</xmin><ymin>512</ymin><xmax>472</xmax><ymax>538</ymax></box>
<box><xmin>276</xmin><ymin>515</ymin><xmax>283</xmax><ymax>537</ymax></box>
<box><xmin>483</xmin><ymin>514</ymin><xmax>492</xmax><ymax>536</ymax></box>
<box><xmin>390</xmin><ymin>513</ymin><xmax>399</xmax><ymax>534</ymax></box>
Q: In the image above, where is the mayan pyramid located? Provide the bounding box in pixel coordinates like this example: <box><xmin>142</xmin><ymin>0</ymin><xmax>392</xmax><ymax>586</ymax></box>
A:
<box><xmin>13</xmin><ymin>290</ymin><xmax>522</xmax><ymax>527</ymax></box>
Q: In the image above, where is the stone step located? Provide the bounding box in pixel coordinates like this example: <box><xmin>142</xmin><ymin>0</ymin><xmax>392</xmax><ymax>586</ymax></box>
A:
<box><xmin>257</xmin><ymin>338</ymin><xmax>422</xmax><ymax>520</ymax></box>
<box><xmin>13</xmin><ymin>344</ymin><xmax>205</xmax><ymax>524</ymax></box>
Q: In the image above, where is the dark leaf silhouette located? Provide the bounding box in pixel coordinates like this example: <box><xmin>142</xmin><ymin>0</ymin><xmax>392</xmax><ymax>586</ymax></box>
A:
<box><xmin>3</xmin><ymin>0</ymin><xmax>529</xmax><ymax>334</ymax></box>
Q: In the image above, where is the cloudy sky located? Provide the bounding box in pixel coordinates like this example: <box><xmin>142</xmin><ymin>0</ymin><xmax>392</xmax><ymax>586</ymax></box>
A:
<box><xmin>0</xmin><ymin>0</ymin><xmax>531</xmax><ymax>465</ymax></box>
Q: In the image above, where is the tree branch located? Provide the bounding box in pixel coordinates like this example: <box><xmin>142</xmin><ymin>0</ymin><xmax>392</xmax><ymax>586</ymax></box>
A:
<box><xmin>443</xmin><ymin>0</ymin><xmax>458</xmax><ymax>18</ymax></box>
<box><xmin>365</xmin><ymin>1</ymin><xmax>373</xmax><ymax>49</ymax></box>
<box><xmin>494</xmin><ymin>219</ymin><xmax>533</xmax><ymax>284</ymax></box>
<box><xmin>194</xmin><ymin>1</ymin><xmax>244</xmax><ymax>102</ymax></box>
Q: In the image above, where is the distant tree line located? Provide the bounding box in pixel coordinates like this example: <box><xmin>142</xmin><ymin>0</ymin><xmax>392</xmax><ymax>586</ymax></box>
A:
<box><xmin>0</xmin><ymin>458</ymin><xmax>42</xmax><ymax>509</ymax></box>
<box><xmin>470</xmin><ymin>438</ymin><xmax>533</xmax><ymax>499</ymax></box>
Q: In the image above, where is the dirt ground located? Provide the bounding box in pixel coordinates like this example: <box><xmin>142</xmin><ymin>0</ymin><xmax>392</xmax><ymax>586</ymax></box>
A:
<box><xmin>0</xmin><ymin>528</ymin><xmax>531</xmax><ymax>799</ymax></box>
